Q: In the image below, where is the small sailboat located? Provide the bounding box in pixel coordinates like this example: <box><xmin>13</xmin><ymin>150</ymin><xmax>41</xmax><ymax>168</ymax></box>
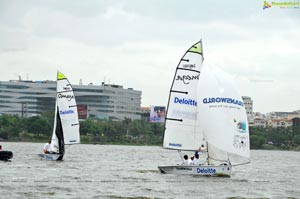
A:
<box><xmin>158</xmin><ymin>41</ymin><xmax>250</xmax><ymax>177</ymax></box>
<box><xmin>0</xmin><ymin>145</ymin><xmax>13</xmax><ymax>161</ymax></box>
<box><xmin>38</xmin><ymin>71</ymin><xmax>80</xmax><ymax>161</ymax></box>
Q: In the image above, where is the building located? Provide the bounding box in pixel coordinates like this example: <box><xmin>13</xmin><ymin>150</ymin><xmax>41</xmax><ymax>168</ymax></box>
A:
<box><xmin>253</xmin><ymin>118</ymin><xmax>267</xmax><ymax>128</ymax></box>
<box><xmin>242</xmin><ymin>96</ymin><xmax>253</xmax><ymax>116</ymax></box>
<box><xmin>0</xmin><ymin>80</ymin><xmax>142</xmax><ymax>120</ymax></box>
<box><xmin>242</xmin><ymin>96</ymin><xmax>254</xmax><ymax>126</ymax></box>
<box><xmin>267</xmin><ymin>118</ymin><xmax>293</xmax><ymax>128</ymax></box>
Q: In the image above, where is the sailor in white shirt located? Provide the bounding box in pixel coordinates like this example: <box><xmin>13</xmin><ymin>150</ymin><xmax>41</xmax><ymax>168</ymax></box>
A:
<box><xmin>183</xmin><ymin>154</ymin><xmax>192</xmax><ymax>165</ymax></box>
<box><xmin>192</xmin><ymin>154</ymin><xmax>200</xmax><ymax>165</ymax></box>
<box><xmin>43</xmin><ymin>140</ymin><xmax>51</xmax><ymax>154</ymax></box>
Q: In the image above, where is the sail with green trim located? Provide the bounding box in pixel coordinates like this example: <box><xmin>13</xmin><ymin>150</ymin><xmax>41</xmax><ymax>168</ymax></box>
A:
<box><xmin>163</xmin><ymin>41</ymin><xmax>204</xmax><ymax>150</ymax></box>
<box><xmin>49</xmin><ymin>71</ymin><xmax>80</xmax><ymax>160</ymax></box>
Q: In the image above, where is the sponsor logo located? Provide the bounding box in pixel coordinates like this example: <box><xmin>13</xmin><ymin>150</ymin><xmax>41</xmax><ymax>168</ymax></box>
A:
<box><xmin>234</xmin><ymin>119</ymin><xmax>247</xmax><ymax>133</ymax></box>
<box><xmin>169</xmin><ymin>143</ymin><xmax>182</xmax><ymax>147</ymax></box>
<box><xmin>233</xmin><ymin>134</ymin><xmax>249</xmax><ymax>150</ymax></box>
<box><xmin>197</xmin><ymin>168</ymin><xmax>216</xmax><ymax>174</ymax></box>
<box><xmin>176</xmin><ymin>74</ymin><xmax>200</xmax><ymax>84</ymax></box>
<box><xmin>63</xmin><ymin>87</ymin><xmax>71</xmax><ymax>91</ymax></box>
<box><xmin>203</xmin><ymin>97</ymin><xmax>244</xmax><ymax>107</ymax></box>
<box><xmin>182</xmin><ymin>63</ymin><xmax>196</xmax><ymax>69</ymax></box>
<box><xmin>58</xmin><ymin>93</ymin><xmax>74</xmax><ymax>101</ymax></box>
<box><xmin>174</xmin><ymin>97</ymin><xmax>197</xmax><ymax>106</ymax></box>
<box><xmin>60</xmin><ymin>110</ymin><xmax>74</xmax><ymax>115</ymax></box>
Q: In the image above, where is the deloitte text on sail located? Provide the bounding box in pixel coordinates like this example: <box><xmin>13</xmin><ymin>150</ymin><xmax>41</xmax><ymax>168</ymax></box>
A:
<box><xmin>174</xmin><ymin>97</ymin><xmax>197</xmax><ymax>106</ymax></box>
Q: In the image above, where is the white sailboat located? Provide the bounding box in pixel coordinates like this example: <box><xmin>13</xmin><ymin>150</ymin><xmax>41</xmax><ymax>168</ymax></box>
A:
<box><xmin>38</xmin><ymin>71</ymin><xmax>80</xmax><ymax>161</ymax></box>
<box><xmin>158</xmin><ymin>41</ymin><xmax>250</xmax><ymax>177</ymax></box>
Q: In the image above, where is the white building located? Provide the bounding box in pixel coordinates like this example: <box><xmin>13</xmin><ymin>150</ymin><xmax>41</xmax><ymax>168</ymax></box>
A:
<box><xmin>242</xmin><ymin>96</ymin><xmax>254</xmax><ymax>126</ymax></box>
<box><xmin>0</xmin><ymin>80</ymin><xmax>142</xmax><ymax>120</ymax></box>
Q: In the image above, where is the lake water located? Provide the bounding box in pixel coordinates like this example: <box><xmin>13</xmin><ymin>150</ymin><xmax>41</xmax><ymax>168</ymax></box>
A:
<box><xmin>1</xmin><ymin>142</ymin><xmax>300</xmax><ymax>199</ymax></box>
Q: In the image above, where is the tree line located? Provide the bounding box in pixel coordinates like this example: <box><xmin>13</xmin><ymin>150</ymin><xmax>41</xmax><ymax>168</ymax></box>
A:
<box><xmin>0</xmin><ymin>113</ymin><xmax>300</xmax><ymax>150</ymax></box>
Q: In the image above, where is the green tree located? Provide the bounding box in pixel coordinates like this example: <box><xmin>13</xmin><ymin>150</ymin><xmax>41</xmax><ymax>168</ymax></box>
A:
<box><xmin>250</xmin><ymin>134</ymin><xmax>265</xmax><ymax>149</ymax></box>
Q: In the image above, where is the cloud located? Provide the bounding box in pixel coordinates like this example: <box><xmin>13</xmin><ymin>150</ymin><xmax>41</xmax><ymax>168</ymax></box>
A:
<box><xmin>0</xmin><ymin>0</ymin><xmax>299</xmax><ymax>113</ymax></box>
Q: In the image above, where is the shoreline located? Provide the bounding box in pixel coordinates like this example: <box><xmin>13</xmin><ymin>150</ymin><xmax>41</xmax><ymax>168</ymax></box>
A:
<box><xmin>1</xmin><ymin>140</ymin><xmax>300</xmax><ymax>151</ymax></box>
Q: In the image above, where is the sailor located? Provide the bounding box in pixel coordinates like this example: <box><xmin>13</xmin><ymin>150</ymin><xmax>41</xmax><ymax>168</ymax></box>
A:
<box><xmin>43</xmin><ymin>140</ymin><xmax>51</xmax><ymax>154</ymax></box>
<box><xmin>183</xmin><ymin>154</ymin><xmax>192</xmax><ymax>165</ymax></box>
<box><xmin>192</xmin><ymin>154</ymin><xmax>200</xmax><ymax>165</ymax></box>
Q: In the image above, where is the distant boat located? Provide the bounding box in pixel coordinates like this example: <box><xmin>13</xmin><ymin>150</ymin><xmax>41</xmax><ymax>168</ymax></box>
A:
<box><xmin>38</xmin><ymin>71</ymin><xmax>80</xmax><ymax>161</ymax></box>
<box><xmin>158</xmin><ymin>41</ymin><xmax>250</xmax><ymax>177</ymax></box>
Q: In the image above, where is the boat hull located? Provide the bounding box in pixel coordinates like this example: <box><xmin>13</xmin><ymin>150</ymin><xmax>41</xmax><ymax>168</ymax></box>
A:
<box><xmin>0</xmin><ymin>151</ymin><xmax>13</xmax><ymax>161</ymax></box>
<box><xmin>38</xmin><ymin>153</ymin><xmax>63</xmax><ymax>161</ymax></box>
<box><xmin>158</xmin><ymin>164</ymin><xmax>232</xmax><ymax>177</ymax></box>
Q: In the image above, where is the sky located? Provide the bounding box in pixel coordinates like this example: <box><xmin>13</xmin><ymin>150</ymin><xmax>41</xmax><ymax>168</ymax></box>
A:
<box><xmin>0</xmin><ymin>0</ymin><xmax>299</xmax><ymax>113</ymax></box>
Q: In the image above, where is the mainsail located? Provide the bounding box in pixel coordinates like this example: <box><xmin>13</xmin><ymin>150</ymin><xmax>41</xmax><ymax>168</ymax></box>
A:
<box><xmin>50</xmin><ymin>72</ymin><xmax>80</xmax><ymax>156</ymax></box>
<box><xmin>163</xmin><ymin>41</ymin><xmax>204</xmax><ymax>150</ymax></box>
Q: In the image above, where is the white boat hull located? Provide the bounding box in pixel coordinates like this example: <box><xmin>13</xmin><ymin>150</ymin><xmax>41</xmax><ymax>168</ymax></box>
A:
<box><xmin>158</xmin><ymin>164</ymin><xmax>232</xmax><ymax>177</ymax></box>
<box><xmin>38</xmin><ymin>153</ymin><xmax>62</xmax><ymax>161</ymax></box>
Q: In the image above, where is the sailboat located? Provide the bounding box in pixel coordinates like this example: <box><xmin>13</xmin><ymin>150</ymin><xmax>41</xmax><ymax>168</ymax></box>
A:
<box><xmin>38</xmin><ymin>71</ymin><xmax>80</xmax><ymax>161</ymax></box>
<box><xmin>158</xmin><ymin>41</ymin><xmax>250</xmax><ymax>177</ymax></box>
<box><xmin>0</xmin><ymin>148</ymin><xmax>13</xmax><ymax>161</ymax></box>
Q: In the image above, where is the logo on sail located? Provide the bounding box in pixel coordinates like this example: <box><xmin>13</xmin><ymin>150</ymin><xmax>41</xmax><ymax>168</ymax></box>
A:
<box><xmin>203</xmin><ymin>97</ymin><xmax>244</xmax><ymax>107</ymax></box>
<box><xmin>58</xmin><ymin>93</ymin><xmax>74</xmax><ymax>101</ymax></box>
<box><xmin>234</xmin><ymin>118</ymin><xmax>247</xmax><ymax>133</ymax></box>
<box><xmin>182</xmin><ymin>63</ymin><xmax>196</xmax><ymax>69</ymax></box>
<box><xmin>63</xmin><ymin>87</ymin><xmax>71</xmax><ymax>91</ymax></box>
<box><xmin>174</xmin><ymin>97</ymin><xmax>197</xmax><ymax>106</ymax></box>
<box><xmin>233</xmin><ymin>135</ymin><xmax>249</xmax><ymax>150</ymax></box>
<box><xmin>176</xmin><ymin>74</ymin><xmax>200</xmax><ymax>84</ymax></box>
<box><xmin>169</xmin><ymin>143</ymin><xmax>182</xmax><ymax>147</ymax></box>
<box><xmin>60</xmin><ymin>109</ymin><xmax>74</xmax><ymax>115</ymax></box>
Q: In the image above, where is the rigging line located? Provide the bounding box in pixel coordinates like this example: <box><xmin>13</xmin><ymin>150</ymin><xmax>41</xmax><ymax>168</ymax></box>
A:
<box><xmin>176</xmin><ymin>68</ymin><xmax>201</xmax><ymax>73</ymax></box>
<box><xmin>231</xmin><ymin>161</ymin><xmax>251</xmax><ymax>167</ymax></box>
<box><xmin>165</xmin><ymin>118</ymin><xmax>183</xmax><ymax>122</ymax></box>
<box><xmin>170</xmin><ymin>90</ymin><xmax>188</xmax><ymax>94</ymax></box>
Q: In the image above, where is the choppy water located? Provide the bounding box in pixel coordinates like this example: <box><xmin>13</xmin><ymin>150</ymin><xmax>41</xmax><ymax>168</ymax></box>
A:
<box><xmin>1</xmin><ymin>142</ymin><xmax>300</xmax><ymax>199</ymax></box>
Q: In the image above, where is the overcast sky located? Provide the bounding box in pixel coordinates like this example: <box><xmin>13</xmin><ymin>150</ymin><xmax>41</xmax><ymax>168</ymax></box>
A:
<box><xmin>0</xmin><ymin>0</ymin><xmax>299</xmax><ymax>113</ymax></box>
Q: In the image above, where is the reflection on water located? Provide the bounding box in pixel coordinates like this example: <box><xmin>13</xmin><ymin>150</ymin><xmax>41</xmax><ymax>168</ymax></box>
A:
<box><xmin>1</xmin><ymin>142</ymin><xmax>300</xmax><ymax>199</ymax></box>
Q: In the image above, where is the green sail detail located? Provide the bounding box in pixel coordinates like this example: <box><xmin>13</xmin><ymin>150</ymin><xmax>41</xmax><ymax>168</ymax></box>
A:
<box><xmin>188</xmin><ymin>42</ymin><xmax>202</xmax><ymax>54</ymax></box>
<box><xmin>57</xmin><ymin>72</ymin><xmax>66</xmax><ymax>80</ymax></box>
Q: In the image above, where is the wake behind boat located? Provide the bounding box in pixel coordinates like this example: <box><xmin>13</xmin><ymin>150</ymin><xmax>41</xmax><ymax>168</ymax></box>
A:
<box><xmin>38</xmin><ymin>71</ymin><xmax>80</xmax><ymax>161</ymax></box>
<box><xmin>158</xmin><ymin>40</ymin><xmax>250</xmax><ymax>177</ymax></box>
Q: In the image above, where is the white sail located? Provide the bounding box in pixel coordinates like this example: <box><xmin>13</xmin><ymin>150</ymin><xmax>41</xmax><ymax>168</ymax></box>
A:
<box><xmin>197</xmin><ymin>66</ymin><xmax>250</xmax><ymax>161</ymax></box>
<box><xmin>50</xmin><ymin>72</ymin><xmax>80</xmax><ymax>155</ymax></box>
<box><xmin>56</xmin><ymin>72</ymin><xmax>80</xmax><ymax>145</ymax></box>
<box><xmin>163</xmin><ymin>41</ymin><xmax>204</xmax><ymax>150</ymax></box>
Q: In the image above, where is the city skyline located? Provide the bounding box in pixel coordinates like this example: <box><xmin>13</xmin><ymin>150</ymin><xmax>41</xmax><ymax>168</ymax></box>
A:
<box><xmin>1</xmin><ymin>0</ymin><xmax>299</xmax><ymax>114</ymax></box>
